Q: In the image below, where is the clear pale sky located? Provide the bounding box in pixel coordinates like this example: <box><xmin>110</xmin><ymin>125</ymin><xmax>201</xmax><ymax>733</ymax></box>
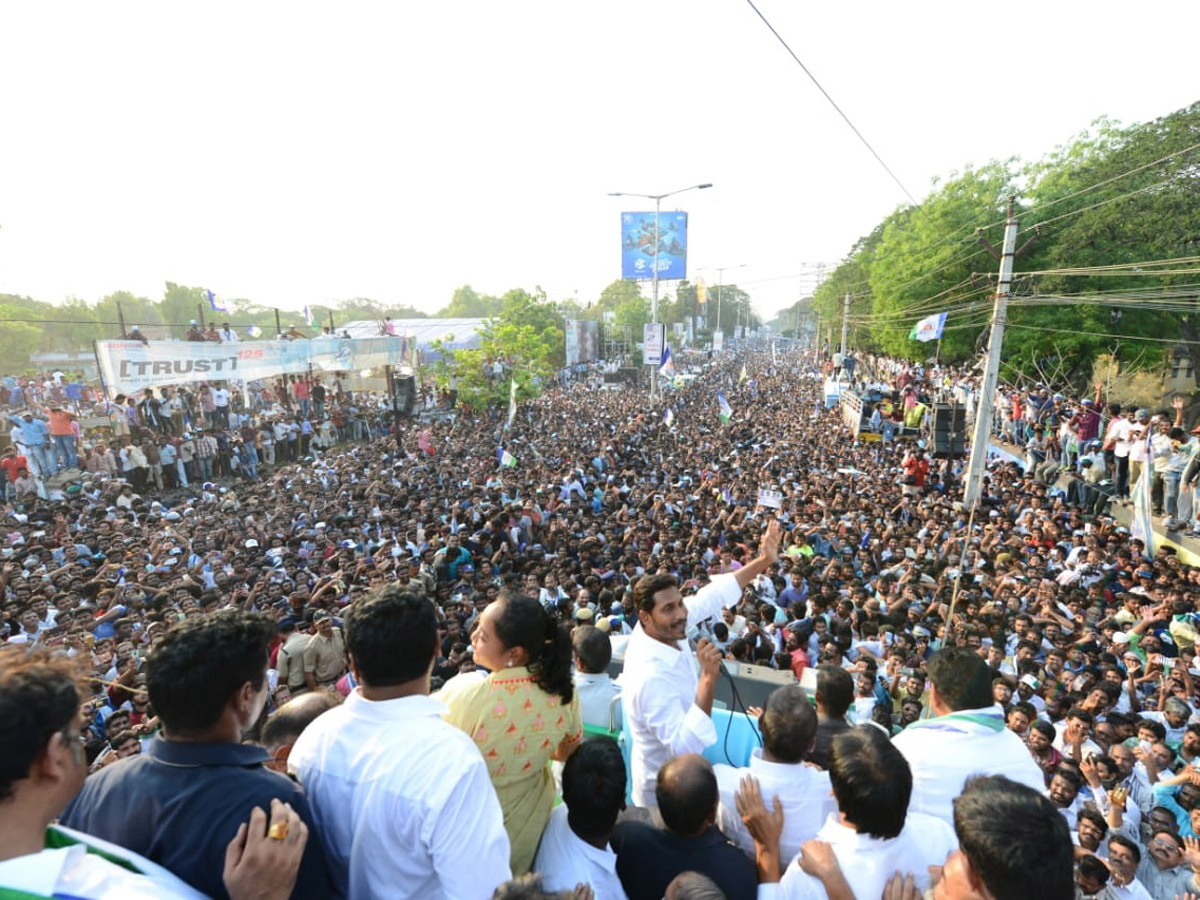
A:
<box><xmin>1</xmin><ymin>2</ymin><xmax>1196</xmax><ymax>323</ymax></box>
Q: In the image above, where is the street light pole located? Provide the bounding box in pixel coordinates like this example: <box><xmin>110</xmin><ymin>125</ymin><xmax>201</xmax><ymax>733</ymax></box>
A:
<box><xmin>698</xmin><ymin>264</ymin><xmax>746</xmax><ymax>350</ymax></box>
<box><xmin>608</xmin><ymin>183</ymin><xmax>712</xmax><ymax>403</ymax></box>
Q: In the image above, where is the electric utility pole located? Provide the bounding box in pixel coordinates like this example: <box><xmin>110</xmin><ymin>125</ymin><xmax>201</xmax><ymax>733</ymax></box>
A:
<box><xmin>963</xmin><ymin>197</ymin><xmax>1037</xmax><ymax>507</ymax></box>
<box><xmin>839</xmin><ymin>290</ymin><xmax>850</xmax><ymax>355</ymax></box>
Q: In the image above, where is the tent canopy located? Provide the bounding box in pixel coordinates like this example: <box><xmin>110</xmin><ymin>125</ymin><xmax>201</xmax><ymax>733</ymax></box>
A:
<box><xmin>339</xmin><ymin>319</ymin><xmax>486</xmax><ymax>357</ymax></box>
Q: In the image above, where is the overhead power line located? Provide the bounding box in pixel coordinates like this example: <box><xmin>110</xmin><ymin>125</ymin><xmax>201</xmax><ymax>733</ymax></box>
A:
<box><xmin>744</xmin><ymin>0</ymin><xmax>920</xmax><ymax>207</ymax></box>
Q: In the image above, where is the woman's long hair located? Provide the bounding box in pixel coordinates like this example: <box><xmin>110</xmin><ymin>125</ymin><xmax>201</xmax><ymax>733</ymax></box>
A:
<box><xmin>492</xmin><ymin>593</ymin><xmax>574</xmax><ymax>704</ymax></box>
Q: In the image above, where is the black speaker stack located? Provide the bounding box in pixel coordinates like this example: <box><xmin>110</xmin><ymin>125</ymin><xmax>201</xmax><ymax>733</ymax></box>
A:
<box><xmin>931</xmin><ymin>404</ymin><xmax>966</xmax><ymax>459</ymax></box>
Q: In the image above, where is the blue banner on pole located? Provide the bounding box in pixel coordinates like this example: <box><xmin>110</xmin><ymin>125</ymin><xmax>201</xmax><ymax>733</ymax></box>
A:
<box><xmin>621</xmin><ymin>211</ymin><xmax>688</xmax><ymax>280</ymax></box>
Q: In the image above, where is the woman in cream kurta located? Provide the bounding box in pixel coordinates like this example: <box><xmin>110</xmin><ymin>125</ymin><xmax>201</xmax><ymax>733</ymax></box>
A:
<box><xmin>442</xmin><ymin>594</ymin><xmax>582</xmax><ymax>874</ymax></box>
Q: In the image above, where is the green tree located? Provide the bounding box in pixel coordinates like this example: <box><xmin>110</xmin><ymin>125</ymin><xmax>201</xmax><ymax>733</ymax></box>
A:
<box><xmin>438</xmin><ymin>285</ymin><xmax>503</xmax><ymax>318</ymax></box>
<box><xmin>1013</xmin><ymin>104</ymin><xmax>1200</xmax><ymax>386</ymax></box>
<box><xmin>431</xmin><ymin>287</ymin><xmax>566</xmax><ymax>408</ymax></box>
<box><xmin>868</xmin><ymin>161</ymin><xmax>1018</xmax><ymax>359</ymax></box>
<box><xmin>0</xmin><ymin>303</ymin><xmax>45</xmax><ymax>370</ymax></box>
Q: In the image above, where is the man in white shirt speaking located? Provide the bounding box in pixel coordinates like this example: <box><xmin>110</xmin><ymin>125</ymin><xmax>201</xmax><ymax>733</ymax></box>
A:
<box><xmin>622</xmin><ymin>520</ymin><xmax>782</xmax><ymax>808</ymax></box>
<box><xmin>289</xmin><ymin>586</ymin><xmax>511</xmax><ymax>899</ymax></box>
<box><xmin>891</xmin><ymin>646</ymin><xmax>1045</xmax><ymax>826</ymax></box>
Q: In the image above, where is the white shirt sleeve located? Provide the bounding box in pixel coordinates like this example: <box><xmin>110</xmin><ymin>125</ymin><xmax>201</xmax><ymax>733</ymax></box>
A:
<box><xmin>686</xmin><ymin>572</ymin><xmax>743</xmax><ymax>629</ymax></box>
<box><xmin>633</xmin><ymin>674</ymin><xmax>718</xmax><ymax>758</ymax></box>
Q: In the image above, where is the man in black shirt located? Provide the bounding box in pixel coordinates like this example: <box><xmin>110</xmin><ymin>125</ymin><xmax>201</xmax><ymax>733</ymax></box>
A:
<box><xmin>61</xmin><ymin>610</ymin><xmax>334</xmax><ymax>900</ymax></box>
<box><xmin>611</xmin><ymin>753</ymin><xmax>755</xmax><ymax>900</ymax></box>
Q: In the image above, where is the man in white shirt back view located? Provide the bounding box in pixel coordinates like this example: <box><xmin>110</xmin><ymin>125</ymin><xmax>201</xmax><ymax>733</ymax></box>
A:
<box><xmin>533</xmin><ymin>737</ymin><xmax>628</xmax><ymax>899</ymax></box>
<box><xmin>892</xmin><ymin>647</ymin><xmax>1045</xmax><ymax>826</ymax></box>
<box><xmin>572</xmin><ymin>625</ymin><xmax>622</xmax><ymax>731</ymax></box>
<box><xmin>714</xmin><ymin>684</ymin><xmax>835</xmax><ymax>864</ymax></box>
<box><xmin>738</xmin><ymin>725</ymin><xmax>956</xmax><ymax>900</ymax></box>
<box><xmin>785</xmin><ymin>774</ymin><xmax>1075</xmax><ymax>900</ymax></box>
<box><xmin>289</xmin><ymin>587</ymin><xmax>511</xmax><ymax>900</ymax></box>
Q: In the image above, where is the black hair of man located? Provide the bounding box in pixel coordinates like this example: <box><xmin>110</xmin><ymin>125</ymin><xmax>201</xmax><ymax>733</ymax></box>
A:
<box><xmin>0</xmin><ymin>647</ymin><xmax>81</xmax><ymax>803</ymax></box>
<box><xmin>815</xmin><ymin>664</ymin><xmax>854</xmax><ymax>718</ymax></box>
<box><xmin>633</xmin><ymin>573</ymin><xmax>679</xmax><ymax>614</ymax></box>
<box><xmin>562</xmin><ymin>737</ymin><xmax>626</xmax><ymax>846</ymax></box>
<box><xmin>1108</xmin><ymin>833</ymin><xmax>1141</xmax><ymax>865</ymax></box>
<box><xmin>1139</xmin><ymin>719</ymin><xmax>1167</xmax><ymax>742</ymax></box>
<box><xmin>1029</xmin><ymin>718</ymin><xmax>1055</xmax><ymax>741</ymax></box>
<box><xmin>1077</xmin><ymin>807</ymin><xmax>1108</xmax><ymax>839</ymax></box>
<box><xmin>572</xmin><ymin>625</ymin><xmax>613</xmax><ymax>674</ymax></box>
<box><xmin>1066</xmin><ymin>707</ymin><xmax>1094</xmax><ymax>725</ymax></box>
<box><xmin>147</xmin><ymin>609</ymin><xmax>274</xmax><ymax>735</ymax></box>
<box><xmin>1077</xmin><ymin>854</ymin><xmax>1108</xmax><ymax>890</ymax></box>
<box><xmin>108</xmin><ymin>729</ymin><xmax>137</xmax><ymax>753</ymax></box>
<box><xmin>828</xmin><ymin>726</ymin><xmax>911</xmax><ymax>839</ymax></box>
<box><xmin>760</xmin><ymin>685</ymin><xmax>817</xmax><ymax>764</ymax></box>
<box><xmin>953</xmin><ymin>775</ymin><xmax>1073</xmax><ymax>900</ymax></box>
<box><xmin>927</xmin><ymin>646</ymin><xmax>994</xmax><ymax>711</ymax></box>
<box><xmin>344</xmin><ymin>587</ymin><xmax>438</xmax><ymax>687</ymax></box>
<box><xmin>656</xmin><ymin>754</ymin><xmax>718</xmax><ymax>837</ymax></box>
<box><xmin>261</xmin><ymin>691</ymin><xmax>343</xmax><ymax>754</ymax></box>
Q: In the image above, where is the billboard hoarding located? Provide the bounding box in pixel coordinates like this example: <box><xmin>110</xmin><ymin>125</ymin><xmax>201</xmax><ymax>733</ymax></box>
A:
<box><xmin>621</xmin><ymin>211</ymin><xmax>688</xmax><ymax>280</ymax></box>
<box><xmin>643</xmin><ymin>323</ymin><xmax>666</xmax><ymax>367</ymax></box>
<box><xmin>95</xmin><ymin>337</ymin><xmax>411</xmax><ymax>396</ymax></box>
<box><xmin>713</xmin><ymin>332</ymin><xmax>725</xmax><ymax>352</ymax></box>
<box><xmin>564</xmin><ymin>320</ymin><xmax>600</xmax><ymax>367</ymax></box>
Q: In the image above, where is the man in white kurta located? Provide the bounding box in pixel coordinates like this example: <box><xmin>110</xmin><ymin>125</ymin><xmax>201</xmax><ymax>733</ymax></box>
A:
<box><xmin>714</xmin><ymin>685</ymin><xmax>835</xmax><ymax>864</ymax></box>
<box><xmin>621</xmin><ymin>521</ymin><xmax>783</xmax><ymax>807</ymax></box>
<box><xmin>891</xmin><ymin>648</ymin><xmax>1045</xmax><ymax>827</ymax></box>
<box><xmin>764</xmin><ymin>810</ymin><xmax>957</xmax><ymax>900</ymax></box>
<box><xmin>533</xmin><ymin>805</ymin><xmax>626</xmax><ymax>900</ymax></box>
<box><xmin>289</xmin><ymin>591</ymin><xmax>511</xmax><ymax>900</ymax></box>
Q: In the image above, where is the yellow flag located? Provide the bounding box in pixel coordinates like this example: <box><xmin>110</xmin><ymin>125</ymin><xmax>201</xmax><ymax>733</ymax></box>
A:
<box><xmin>696</xmin><ymin>277</ymin><xmax>707</xmax><ymax>305</ymax></box>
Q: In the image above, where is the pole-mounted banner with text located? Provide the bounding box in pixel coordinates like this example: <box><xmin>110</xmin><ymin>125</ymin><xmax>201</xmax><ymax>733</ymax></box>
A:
<box><xmin>642</xmin><ymin>323</ymin><xmax>666</xmax><ymax>367</ymax></box>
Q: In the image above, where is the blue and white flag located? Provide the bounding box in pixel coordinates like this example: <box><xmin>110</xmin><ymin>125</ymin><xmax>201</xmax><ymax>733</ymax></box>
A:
<box><xmin>303</xmin><ymin>305</ymin><xmax>316</xmax><ymax>327</ymax></box>
<box><xmin>663</xmin><ymin>407</ymin><xmax>675</xmax><ymax>428</ymax></box>
<box><xmin>206</xmin><ymin>290</ymin><xmax>229</xmax><ymax>313</ymax></box>
<box><xmin>717</xmin><ymin>391</ymin><xmax>733</xmax><ymax>424</ymax></box>
<box><xmin>659</xmin><ymin>345</ymin><xmax>676</xmax><ymax>379</ymax></box>
<box><xmin>909</xmin><ymin>312</ymin><xmax>948</xmax><ymax>342</ymax></box>
<box><xmin>246</xmin><ymin>324</ymin><xmax>263</xmax><ymax>338</ymax></box>
<box><xmin>497</xmin><ymin>447</ymin><xmax>517</xmax><ymax>469</ymax></box>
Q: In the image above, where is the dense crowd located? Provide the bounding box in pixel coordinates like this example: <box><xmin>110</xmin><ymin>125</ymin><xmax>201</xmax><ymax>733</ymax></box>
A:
<box><xmin>2</xmin><ymin>344</ymin><xmax>1200</xmax><ymax>900</ymax></box>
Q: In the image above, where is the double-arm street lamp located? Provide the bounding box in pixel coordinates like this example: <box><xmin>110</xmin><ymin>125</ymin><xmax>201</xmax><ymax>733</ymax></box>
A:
<box><xmin>608</xmin><ymin>183</ymin><xmax>712</xmax><ymax>401</ymax></box>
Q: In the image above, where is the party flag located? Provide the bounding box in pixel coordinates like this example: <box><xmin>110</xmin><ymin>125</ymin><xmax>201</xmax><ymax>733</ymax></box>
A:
<box><xmin>659</xmin><ymin>345</ymin><xmax>676</xmax><ymax>379</ymax></box>
<box><xmin>497</xmin><ymin>447</ymin><xmax>517</xmax><ymax>468</ymax></box>
<box><xmin>718</xmin><ymin>391</ymin><xmax>733</xmax><ymax>424</ymax></box>
<box><xmin>206</xmin><ymin>289</ymin><xmax>229</xmax><ymax>313</ymax></box>
<box><xmin>909</xmin><ymin>312</ymin><xmax>948</xmax><ymax>342</ymax></box>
